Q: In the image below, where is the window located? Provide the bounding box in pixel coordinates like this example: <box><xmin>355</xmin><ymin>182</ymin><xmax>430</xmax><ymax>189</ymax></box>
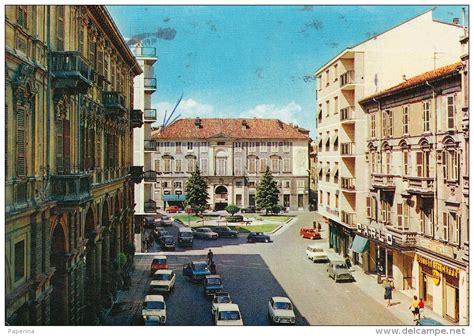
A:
<box><xmin>318</xmin><ymin>104</ymin><xmax>323</xmax><ymax>123</ymax></box>
<box><xmin>366</xmin><ymin>196</ymin><xmax>372</xmax><ymax>218</ymax></box>
<box><xmin>283</xmin><ymin>141</ymin><xmax>291</xmax><ymax>152</ymax></box>
<box><xmin>335</xmin><ymin>193</ymin><xmax>339</xmax><ymax>208</ymax></box>
<box><xmin>298</xmin><ymin>180</ymin><xmax>305</xmax><ymax>188</ymax></box>
<box><xmin>17</xmin><ymin>6</ymin><xmax>28</xmax><ymax>29</ymax></box>
<box><xmin>260</xmin><ymin>141</ymin><xmax>267</xmax><ymax>152</ymax></box>
<box><xmin>397</xmin><ymin>203</ymin><xmax>409</xmax><ymax>230</ymax></box>
<box><xmin>325</xmin><ymin>69</ymin><xmax>330</xmax><ymax>86</ymax></box>
<box><xmin>369</xmin><ymin>151</ymin><xmax>376</xmax><ymax>174</ymax></box>
<box><xmin>423</xmin><ymin>101</ymin><xmax>431</xmax><ymax>132</ymax></box>
<box><xmin>56</xmin><ymin>116</ymin><xmax>71</xmax><ymax>174</ymax></box>
<box><xmin>370</xmin><ymin>114</ymin><xmax>376</xmax><ymax>138</ymax></box>
<box><xmin>271</xmin><ymin>142</ymin><xmax>279</xmax><ymax>153</ymax></box>
<box><xmin>441</xmin><ymin>212</ymin><xmax>449</xmax><ymax>241</ymax></box>
<box><xmin>216</xmin><ymin>158</ymin><xmax>227</xmax><ymax>176</ymax></box>
<box><xmin>235</xmin><ymin>142</ymin><xmax>242</xmax><ymax>152</ymax></box>
<box><xmin>235</xmin><ymin>158</ymin><xmax>242</xmax><ymax>175</ymax></box>
<box><xmin>163</xmin><ymin>142</ymin><xmax>170</xmax><ymax>153</ymax></box>
<box><xmin>334</xmin><ymin>96</ymin><xmax>339</xmax><ymax>115</ymax></box>
<box><xmin>333</xmin><ymin>131</ymin><xmax>339</xmax><ymax>152</ymax></box>
<box><xmin>447</xmin><ymin>96</ymin><xmax>455</xmax><ymax>130</ymax></box>
<box><xmin>271</xmin><ymin>157</ymin><xmax>280</xmax><ymax>173</ymax></box>
<box><xmin>56</xmin><ymin>6</ymin><xmax>65</xmax><ymax>51</ymax></box>
<box><xmin>174</xmin><ymin>181</ymin><xmax>182</xmax><ymax>189</ymax></box>
<box><xmin>333</xmin><ymin>64</ymin><xmax>338</xmax><ymax>81</ymax></box>
<box><xmin>164</xmin><ymin>158</ymin><xmax>171</xmax><ymax>173</ymax></box>
<box><xmin>383</xmin><ymin>110</ymin><xmax>393</xmax><ymax>137</ymax></box>
<box><xmin>187</xmin><ymin>157</ymin><xmax>195</xmax><ymax>173</ymax></box>
<box><xmin>248</xmin><ymin>142</ymin><xmax>256</xmax><ymax>152</ymax></box>
<box><xmin>175</xmin><ymin>142</ymin><xmax>181</xmax><ymax>154</ymax></box>
<box><xmin>236</xmin><ymin>181</ymin><xmax>243</xmax><ymax>187</ymax></box>
<box><xmin>319</xmin><ymin>191</ymin><xmax>323</xmax><ymax>205</ymax></box>
<box><xmin>14</xmin><ymin>240</ymin><xmax>25</xmax><ymax>282</ymax></box>
<box><xmin>283</xmin><ymin>180</ymin><xmax>291</xmax><ymax>189</ymax></box>
<box><xmin>381</xmin><ymin>200</ymin><xmax>392</xmax><ymax>225</ymax></box>
<box><xmin>384</xmin><ymin>150</ymin><xmax>391</xmax><ymax>174</ymax></box>
<box><xmin>447</xmin><ymin>212</ymin><xmax>460</xmax><ymax>244</ymax></box>
<box><xmin>259</xmin><ymin>158</ymin><xmax>267</xmax><ymax>172</ymax></box>
<box><xmin>403</xmin><ymin>150</ymin><xmax>409</xmax><ymax>176</ymax></box>
<box><xmin>187</xmin><ymin>142</ymin><xmax>193</xmax><ymax>151</ymax></box>
<box><xmin>420</xmin><ymin>204</ymin><xmax>434</xmax><ymax>236</ymax></box>
<box><xmin>248</xmin><ymin>157</ymin><xmax>256</xmax><ymax>173</ymax></box>
<box><xmin>416</xmin><ymin>151</ymin><xmax>430</xmax><ymax>178</ymax></box>
<box><xmin>97</xmin><ymin>49</ymin><xmax>104</xmax><ymax>76</ymax></box>
<box><xmin>333</xmin><ymin>164</ymin><xmax>339</xmax><ymax>184</ymax></box>
<box><xmin>402</xmin><ymin>106</ymin><xmax>409</xmax><ymax>134</ymax></box>
<box><xmin>162</xmin><ymin>181</ymin><xmax>169</xmax><ymax>188</ymax></box>
<box><xmin>283</xmin><ymin>158</ymin><xmax>291</xmax><ymax>172</ymax></box>
<box><xmin>79</xmin><ymin>26</ymin><xmax>85</xmax><ymax>57</ymax></box>
<box><xmin>175</xmin><ymin>159</ymin><xmax>182</xmax><ymax>172</ymax></box>
<box><xmin>201</xmin><ymin>142</ymin><xmax>208</xmax><ymax>152</ymax></box>
<box><xmin>326</xmin><ymin>192</ymin><xmax>330</xmax><ymax>206</ymax></box>
<box><xmin>155</xmin><ymin>160</ymin><xmax>161</xmax><ymax>173</ymax></box>
<box><xmin>326</xmin><ymin>100</ymin><xmax>330</xmax><ymax>117</ymax></box>
<box><xmin>200</xmin><ymin>158</ymin><xmax>208</xmax><ymax>174</ymax></box>
<box><xmin>444</xmin><ymin>149</ymin><xmax>459</xmax><ymax>182</ymax></box>
<box><xmin>317</xmin><ymin>76</ymin><xmax>322</xmax><ymax>91</ymax></box>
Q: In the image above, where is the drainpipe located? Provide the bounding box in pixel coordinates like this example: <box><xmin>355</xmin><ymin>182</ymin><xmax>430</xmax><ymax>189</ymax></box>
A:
<box><xmin>425</xmin><ymin>80</ymin><xmax>438</xmax><ymax>239</ymax></box>
<box><xmin>46</xmin><ymin>6</ymin><xmax>51</xmax><ymax>179</ymax></box>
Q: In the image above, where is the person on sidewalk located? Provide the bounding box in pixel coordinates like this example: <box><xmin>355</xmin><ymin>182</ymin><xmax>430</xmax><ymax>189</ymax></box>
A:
<box><xmin>210</xmin><ymin>261</ymin><xmax>217</xmax><ymax>275</ymax></box>
<box><xmin>312</xmin><ymin>221</ymin><xmax>317</xmax><ymax>230</ymax></box>
<box><xmin>207</xmin><ymin>249</ymin><xmax>214</xmax><ymax>265</ymax></box>
<box><xmin>410</xmin><ymin>295</ymin><xmax>420</xmax><ymax>321</ymax></box>
<box><xmin>383</xmin><ymin>278</ymin><xmax>394</xmax><ymax>307</ymax></box>
<box><xmin>418</xmin><ymin>297</ymin><xmax>425</xmax><ymax>318</ymax></box>
<box><xmin>345</xmin><ymin>255</ymin><xmax>352</xmax><ymax>269</ymax></box>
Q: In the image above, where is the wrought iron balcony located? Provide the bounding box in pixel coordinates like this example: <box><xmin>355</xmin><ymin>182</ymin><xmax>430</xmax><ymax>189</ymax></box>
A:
<box><xmin>341</xmin><ymin>177</ymin><xmax>356</xmax><ymax>192</ymax></box>
<box><xmin>340</xmin><ymin>106</ymin><xmax>355</xmax><ymax>123</ymax></box>
<box><xmin>51</xmin><ymin>173</ymin><xmax>92</xmax><ymax>204</ymax></box>
<box><xmin>406</xmin><ymin>176</ymin><xmax>434</xmax><ymax>196</ymax></box>
<box><xmin>144</xmin><ymin>78</ymin><xmax>157</xmax><ymax>92</ymax></box>
<box><xmin>131</xmin><ymin>47</ymin><xmax>157</xmax><ymax>58</ymax></box>
<box><xmin>50</xmin><ymin>51</ymin><xmax>93</xmax><ymax>94</ymax></box>
<box><xmin>340</xmin><ymin>70</ymin><xmax>355</xmax><ymax>89</ymax></box>
<box><xmin>103</xmin><ymin>91</ymin><xmax>127</xmax><ymax>115</ymax></box>
<box><xmin>131</xmin><ymin>109</ymin><xmax>143</xmax><ymax>128</ymax></box>
<box><xmin>144</xmin><ymin>140</ymin><xmax>156</xmax><ymax>151</ymax></box>
<box><xmin>130</xmin><ymin>166</ymin><xmax>144</xmax><ymax>184</ymax></box>
<box><xmin>371</xmin><ymin>173</ymin><xmax>396</xmax><ymax>191</ymax></box>
<box><xmin>144</xmin><ymin>170</ymin><xmax>157</xmax><ymax>182</ymax></box>
<box><xmin>144</xmin><ymin>109</ymin><xmax>157</xmax><ymax>122</ymax></box>
<box><xmin>144</xmin><ymin>199</ymin><xmax>157</xmax><ymax>213</ymax></box>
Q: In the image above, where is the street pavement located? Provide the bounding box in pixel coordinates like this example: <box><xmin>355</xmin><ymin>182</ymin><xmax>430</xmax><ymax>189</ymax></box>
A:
<box><xmin>105</xmin><ymin>211</ymin><xmax>407</xmax><ymax>326</ymax></box>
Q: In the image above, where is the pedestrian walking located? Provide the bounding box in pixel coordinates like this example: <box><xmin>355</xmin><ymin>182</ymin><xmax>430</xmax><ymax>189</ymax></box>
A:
<box><xmin>312</xmin><ymin>221</ymin><xmax>317</xmax><ymax>230</ymax></box>
<box><xmin>317</xmin><ymin>223</ymin><xmax>322</xmax><ymax>231</ymax></box>
<box><xmin>207</xmin><ymin>249</ymin><xmax>214</xmax><ymax>265</ymax></box>
<box><xmin>383</xmin><ymin>278</ymin><xmax>394</xmax><ymax>307</ymax></box>
<box><xmin>210</xmin><ymin>261</ymin><xmax>217</xmax><ymax>275</ymax></box>
<box><xmin>418</xmin><ymin>298</ymin><xmax>425</xmax><ymax>318</ymax></box>
<box><xmin>345</xmin><ymin>255</ymin><xmax>352</xmax><ymax>269</ymax></box>
<box><xmin>409</xmin><ymin>295</ymin><xmax>420</xmax><ymax>321</ymax></box>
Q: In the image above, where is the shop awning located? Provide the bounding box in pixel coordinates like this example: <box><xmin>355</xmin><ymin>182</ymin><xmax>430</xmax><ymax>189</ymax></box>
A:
<box><xmin>351</xmin><ymin>235</ymin><xmax>369</xmax><ymax>253</ymax></box>
<box><xmin>161</xmin><ymin>195</ymin><xmax>186</xmax><ymax>202</ymax></box>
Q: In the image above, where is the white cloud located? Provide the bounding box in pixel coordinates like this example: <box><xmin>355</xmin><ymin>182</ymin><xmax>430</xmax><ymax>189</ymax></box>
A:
<box><xmin>151</xmin><ymin>99</ymin><xmax>216</xmax><ymax>126</ymax></box>
<box><xmin>239</xmin><ymin>101</ymin><xmax>303</xmax><ymax>124</ymax></box>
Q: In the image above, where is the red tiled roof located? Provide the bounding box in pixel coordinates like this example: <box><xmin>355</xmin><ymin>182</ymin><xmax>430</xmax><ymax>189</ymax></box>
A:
<box><xmin>361</xmin><ymin>62</ymin><xmax>462</xmax><ymax>102</ymax></box>
<box><xmin>151</xmin><ymin>118</ymin><xmax>310</xmax><ymax>140</ymax></box>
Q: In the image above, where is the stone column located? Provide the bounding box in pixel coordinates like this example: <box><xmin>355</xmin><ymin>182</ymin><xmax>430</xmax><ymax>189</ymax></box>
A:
<box><xmin>51</xmin><ymin>267</ymin><xmax>70</xmax><ymax>325</ymax></box>
<box><xmin>84</xmin><ymin>245</ymin><xmax>97</xmax><ymax>325</ymax></box>
<box><xmin>95</xmin><ymin>240</ymin><xmax>102</xmax><ymax>297</ymax></box>
<box><xmin>101</xmin><ymin>231</ymin><xmax>111</xmax><ymax>297</ymax></box>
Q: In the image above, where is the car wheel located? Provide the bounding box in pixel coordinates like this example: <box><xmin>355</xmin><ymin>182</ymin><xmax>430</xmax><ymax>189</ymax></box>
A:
<box><xmin>265</xmin><ymin>238</ymin><xmax>269</xmax><ymax>243</ymax></box>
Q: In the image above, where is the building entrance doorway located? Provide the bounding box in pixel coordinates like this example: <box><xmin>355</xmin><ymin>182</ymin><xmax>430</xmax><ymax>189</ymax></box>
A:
<box><xmin>214</xmin><ymin>185</ymin><xmax>228</xmax><ymax>211</ymax></box>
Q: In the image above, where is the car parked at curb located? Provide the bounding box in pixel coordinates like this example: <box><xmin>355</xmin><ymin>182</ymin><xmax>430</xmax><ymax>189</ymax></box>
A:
<box><xmin>150</xmin><ymin>270</ymin><xmax>176</xmax><ymax>293</ymax></box>
<box><xmin>240</xmin><ymin>206</ymin><xmax>256</xmax><ymax>213</ymax></box>
<box><xmin>247</xmin><ymin>232</ymin><xmax>271</xmax><ymax>243</ymax></box>
<box><xmin>166</xmin><ymin>206</ymin><xmax>181</xmax><ymax>213</ymax></box>
<box><xmin>159</xmin><ymin>235</ymin><xmax>176</xmax><ymax>250</ymax></box>
<box><xmin>327</xmin><ymin>259</ymin><xmax>355</xmax><ymax>282</ymax></box>
<box><xmin>203</xmin><ymin>275</ymin><xmax>224</xmax><ymax>296</ymax></box>
<box><xmin>150</xmin><ymin>256</ymin><xmax>168</xmax><ymax>276</ymax></box>
<box><xmin>177</xmin><ymin>227</ymin><xmax>193</xmax><ymax>247</ymax></box>
<box><xmin>211</xmin><ymin>292</ymin><xmax>232</xmax><ymax>316</ymax></box>
<box><xmin>142</xmin><ymin>295</ymin><xmax>167</xmax><ymax>325</ymax></box>
<box><xmin>305</xmin><ymin>244</ymin><xmax>329</xmax><ymax>263</ymax></box>
<box><xmin>156</xmin><ymin>227</ymin><xmax>169</xmax><ymax>237</ymax></box>
<box><xmin>300</xmin><ymin>228</ymin><xmax>321</xmax><ymax>240</ymax></box>
<box><xmin>192</xmin><ymin>227</ymin><xmax>219</xmax><ymax>240</ymax></box>
<box><xmin>268</xmin><ymin>296</ymin><xmax>296</xmax><ymax>325</ymax></box>
<box><xmin>183</xmin><ymin>261</ymin><xmax>211</xmax><ymax>282</ymax></box>
<box><xmin>214</xmin><ymin>303</ymin><xmax>243</xmax><ymax>326</ymax></box>
<box><xmin>212</xmin><ymin>226</ymin><xmax>238</xmax><ymax>238</ymax></box>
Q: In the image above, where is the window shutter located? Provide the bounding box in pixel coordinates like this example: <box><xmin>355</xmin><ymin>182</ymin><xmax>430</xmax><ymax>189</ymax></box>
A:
<box><xmin>416</xmin><ymin>152</ymin><xmax>423</xmax><ymax>177</ymax></box>
<box><xmin>16</xmin><ymin>107</ymin><xmax>26</xmax><ymax>177</ymax></box>
<box><xmin>64</xmin><ymin>120</ymin><xmax>70</xmax><ymax>172</ymax></box>
<box><xmin>454</xmin><ymin>151</ymin><xmax>459</xmax><ymax>181</ymax></box>
<box><xmin>442</xmin><ymin>212</ymin><xmax>448</xmax><ymax>241</ymax></box>
<box><xmin>56</xmin><ymin>120</ymin><xmax>64</xmax><ymax>173</ymax></box>
<box><xmin>366</xmin><ymin>196</ymin><xmax>371</xmax><ymax>218</ymax></box>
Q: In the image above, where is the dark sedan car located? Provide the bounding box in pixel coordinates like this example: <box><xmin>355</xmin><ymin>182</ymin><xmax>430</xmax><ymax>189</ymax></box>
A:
<box><xmin>241</xmin><ymin>206</ymin><xmax>256</xmax><ymax>213</ymax></box>
<box><xmin>247</xmin><ymin>232</ymin><xmax>271</xmax><ymax>243</ymax></box>
<box><xmin>159</xmin><ymin>235</ymin><xmax>176</xmax><ymax>250</ymax></box>
<box><xmin>212</xmin><ymin>226</ymin><xmax>238</xmax><ymax>238</ymax></box>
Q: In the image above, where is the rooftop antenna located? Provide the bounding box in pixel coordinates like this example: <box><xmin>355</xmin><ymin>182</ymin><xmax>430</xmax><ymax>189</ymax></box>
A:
<box><xmin>162</xmin><ymin>110</ymin><xmax>168</xmax><ymax>127</ymax></box>
<box><xmin>163</xmin><ymin>93</ymin><xmax>184</xmax><ymax>128</ymax></box>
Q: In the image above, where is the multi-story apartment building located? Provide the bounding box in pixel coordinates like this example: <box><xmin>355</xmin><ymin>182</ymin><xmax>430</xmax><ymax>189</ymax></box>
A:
<box><xmin>150</xmin><ymin>118</ymin><xmax>310</xmax><ymax>211</ymax></box>
<box><xmin>359</xmin><ymin>61</ymin><xmax>468</xmax><ymax>324</ymax></box>
<box><xmin>309</xmin><ymin>141</ymin><xmax>318</xmax><ymax>210</ymax></box>
<box><xmin>314</xmin><ymin>10</ymin><xmax>464</xmax><ymax>261</ymax></box>
<box><xmin>130</xmin><ymin>44</ymin><xmax>158</xmax><ymax>251</ymax></box>
<box><xmin>5</xmin><ymin>5</ymin><xmax>141</xmax><ymax>325</ymax></box>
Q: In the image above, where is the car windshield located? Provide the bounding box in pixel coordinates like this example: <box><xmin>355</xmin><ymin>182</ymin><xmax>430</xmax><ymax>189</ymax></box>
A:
<box><xmin>335</xmin><ymin>263</ymin><xmax>348</xmax><ymax>269</ymax></box>
<box><xmin>255</xmin><ymin>232</ymin><xmax>263</xmax><ymax>236</ymax></box>
<box><xmin>220</xmin><ymin>227</ymin><xmax>230</xmax><ymax>231</ymax></box>
<box><xmin>312</xmin><ymin>248</ymin><xmax>324</xmax><ymax>252</ymax></box>
<box><xmin>194</xmin><ymin>262</ymin><xmax>208</xmax><ymax>270</ymax></box>
<box><xmin>163</xmin><ymin>237</ymin><xmax>174</xmax><ymax>243</ymax></box>
<box><xmin>201</xmin><ymin>228</ymin><xmax>212</xmax><ymax>233</ymax></box>
<box><xmin>274</xmin><ymin>302</ymin><xmax>292</xmax><ymax>310</ymax></box>
<box><xmin>144</xmin><ymin>301</ymin><xmax>165</xmax><ymax>310</ymax></box>
<box><xmin>181</xmin><ymin>232</ymin><xmax>193</xmax><ymax>237</ymax></box>
<box><xmin>215</xmin><ymin>296</ymin><xmax>231</xmax><ymax>304</ymax></box>
<box><xmin>153</xmin><ymin>273</ymin><xmax>172</xmax><ymax>281</ymax></box>
<box><xmin>218</xmin><ymin>311</ymin><xmax>241</xmax><ymax>321</ymax></box>
<box><xmin>153</xmin><ymin>259</ymin><xmax>166</xmax><ymax>265</ymax></box>
<box><xmin>207</xmin><ymin>278</ymin><xmax>222</xmax><ymax>285</ymax></box>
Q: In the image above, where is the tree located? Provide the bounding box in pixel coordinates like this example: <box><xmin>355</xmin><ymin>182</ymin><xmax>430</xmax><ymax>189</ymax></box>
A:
<box><xmin>256</xmin><ymin>166</ymin><xmax>280</xmax><ymax>215</ymax></box>
<box><xmin>225</xmin><ymin>204</ymin><xmax>240</xmax><ymax>216</ymax></box>
<box><xmin>184</xmin><ymin>166</ymin><xmax>209</xmax><ymax>215</ymax></box>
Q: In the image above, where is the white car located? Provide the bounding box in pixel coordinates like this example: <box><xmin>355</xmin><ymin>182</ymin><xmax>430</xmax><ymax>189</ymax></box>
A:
<box><xmin>268</xmin><ymin>296</ymin><xmax>296</xmax><ymax>324</ymax></box>
<box><xmin>306</xmin><ymin>244</ymin><xmax>329</xmax><ymax>263</ymax></box>
<box><xmin>150</xmin><ymin>270</ymin><xmax>176</xmax><ymax>292</ymax></box>
<box><xmin>142</xmin><ymin>295</ymin><xmax>167</xmax><ymax>325</ymax></box>
<box><xmin>211</xmin><ymin>292</ymin><xmax>232</xmax><ymax>316</ymax></box>
<box><xmin>214</xmin><ymin>303</ymin><xmax>244</xmax><ymax>326</ymax></box>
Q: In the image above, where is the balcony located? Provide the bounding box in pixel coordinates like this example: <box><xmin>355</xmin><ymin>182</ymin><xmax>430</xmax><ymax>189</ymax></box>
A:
<box><xmin>144</xmin><ymin>170</ymin><xmax>157</xmax><ymax>182</ymax></box>
<box><xmin>339</xmin><ymin>70</ymin><xmax>355</xmax><ymax>90</ymax></box>
<box><xmin>371</xmin><ymin>173</ymin><xmax>396</xmax><ymax>191</ymax></box>
<box><xmin>340</xmin><ymin>106</ymin><xmax>355</xmax><ymax>123</ymax></box>
<box><xmin>340</xmin><ymin>177</ymin><xmax>356</xmax><ymax>192</ymax></box>
<box><xmin>51</xmin><ymin>173</ymin><xmax>92</xmax><ymax>204</ymax></box>
<box><xmin>340</xmin><ymin>142</ymin><xmax>355</xmax><ymax>157</ymax></box>
<box><xmin>103</xmin><ymin>92</ymin><xmax>127</xmax><ymax>116</ymax></box>
<box><xmin>130</xmin><ymin>109</ymin><xmax>143</xmax><ymax>128</ymax></box>
<box><xmin>144</xmin><ymin>78</ymin><xmax>157</xmax><ymax>92</ymax></box>
<box><xmin>144</xmin><ymin>199</ymin><xmax>157</xmax><ymax>213</ymax></box>
<box><xmin>386</xmin><ymin>226</ymin><xmax>417</xmax><ymax>250</ymax></box>
<box><xmin>340</xmin><ymin>211</ymin><xmax>356</xmax><ymax>228</ymax></box>
<box><xmin>50</xmin><ymin>51</ymin><xmax>93</xmax><ymax>94</ymax></box>
<box><xmin>144</xmin><ymin>140</ymin><xmax>156</xmax><ymax>151</ymax></box>
<box><xmin>144</xmin><ymin>109</ymin><xmax>157</xmax><ymax>122</ymax></box>
<box><xmin>406</xmin><ymin>176</ymin><xmax>434</xmax><ymax>196</ymax></box>
<box><xmin>131</xmin><ymin>47</ymin><xmax>157</xmax><ymax>58</ymax></box>
<box><xmin>130</xmin><ymin>166</ymin><xmax>143</xmax><ymax>184</ymax></box>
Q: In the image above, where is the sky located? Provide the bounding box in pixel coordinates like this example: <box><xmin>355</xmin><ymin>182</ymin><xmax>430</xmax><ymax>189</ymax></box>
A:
<box><xmin>107</xmin><ymin>5</ymin><xmax>467</xmax><ymax>138</ymax></box>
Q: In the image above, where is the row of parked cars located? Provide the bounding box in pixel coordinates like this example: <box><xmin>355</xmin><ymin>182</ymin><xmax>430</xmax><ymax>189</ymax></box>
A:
<box><xmin>305</xmin><ymin>244</ymin><xmax>355</xmax><ymax>283</ymax></box>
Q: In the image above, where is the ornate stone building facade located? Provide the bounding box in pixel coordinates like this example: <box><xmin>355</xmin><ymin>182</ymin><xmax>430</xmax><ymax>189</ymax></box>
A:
<box><xmin>5</xmin><ymin>5</ymin><xmax>142</xmax><ymax>325</ymax></box>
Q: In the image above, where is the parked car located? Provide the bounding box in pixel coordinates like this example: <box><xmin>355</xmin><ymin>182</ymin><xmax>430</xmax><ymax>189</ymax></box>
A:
<box><xmin>305</xmin><ymin>244</ymin><xmax>329</xmax><ymax>263</ymax></box>
<box><xmin>241</xmin><ymin>206</ymin><xmax>256</xmax><ymax>213</ymax></box>
<box><xmin>212</xmin><ymin>226</ymin><xmax>238</xmax><ymax>238</ymax></box>
<box><xmin>177</xmin><ymin>227</ymin><xmax>194</xmax><ymax>247</ymax></box>
<box><xmin>247</xmin><ymin>232</ymin><xmax>271</xmax><ymax>243</ymax></box>
<box><xmin>159</xmin><ymin>235</ymin><xmax>176</xmax><ymax>250</ymax></box>
<box><xmin>327</xmin><ymin>259</ymin><xmax>355</xmax><ymax>282</ymax></box>
<box><xmin>300</xmin><ymin>228</ymin><xmax>321</xmax><ymax>240</ymax></box>
<box><xmin>150</xmin><ymin>270</ymin><xmax>176</xmax><ymax>293</ymax></box>
<box><xmin>203</xmin><ymin>275</ymin><xmax>224</xmax><ymax>296</ymax></box>
<box><xmin>214</xmin><ymin>303</ymin><xmax>243</xmax><ymax>326</ymax></box>
<box><xmin>268</xmin><ymin>296</ymin><xmax>296</xmax><ymax>325</ymax></box>
<box><xmin>142</xmin><ymin>295</ymin><xmax>167</xmax><ymax>325</ymax></box>
<box><xmin>144</xmin><ymin>216</ymin><xmax>158</xmax><ymax>229</ymax></box>
<box><xmin>211</xmin><ymin>292</ymin><xmax>232</xmax><ymax>316</ymax></box>
<box><xmin>166</xmin><ymin>206</ymin><xmax>180</xmax><ymax>213</ymax></box>
<box><xmin>156</xmin><ymin>227</ymin><xmax>169</xmax><ymax>237</ymax></box>
<box><xmin>192</xmin><ymin>227</ymin><xmax>218</xmax><ymax>240</ymax></box>
<box><xmin>182</xmin><ymin>261</ymin><xmax>211</xmax><ymax>282</ymax></box>
<box><xmin>150</xmin><ymin>256</ymin><xmax>168</xmax><ymax>276</ymax></box>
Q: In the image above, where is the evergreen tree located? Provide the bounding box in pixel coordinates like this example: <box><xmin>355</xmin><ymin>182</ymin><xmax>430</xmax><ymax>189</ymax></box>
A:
<box><xmin>184</xmin><ymin>166</ymin><xmax>209</xmax><ymax>215</ymax></box>
<box><xmin>256</xmin><ymin>166</ymin><xmax>280</xmax><ymax>215</ymax></box>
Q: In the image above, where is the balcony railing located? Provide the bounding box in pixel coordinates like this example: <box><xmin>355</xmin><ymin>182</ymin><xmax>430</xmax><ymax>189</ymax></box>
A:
<box><xmin>131</xmin><ymin>47</ymin><xmax>157</xmax><ymax>58</ymax></box>
<box><xmin>340</xmin><ymin>211</ymin><xmax>356</xmax><ymax>227</ymax></box>
<box><xmin>130</xmin><ymin>166</ymin><xmax>144</xmax><ymax>184</ymax></box>
<box><xmin>144</xmin><ymin>109</ymin><xmax>157</xmax><ymax>122</ymax></box>
<box><xmin>326</xmin><ymin>206</ymin><xmax>340</xmax><ymax>217</ymax></box>
<box><xmin>144</xmin><ymin>170</ymin><xmax>157</xmax><ymax>182</ymax></box>
<box><xmin>406</xmin><ymin>176</ymin><xmax>434</xmax><ymax>195</ymax></box>
<box><xmin>144</xmin><ymin>140</ymin><xmax>156</xmax><ymax>151</ymax></box>
<box><xmin>372</xmin><ymin>173</ymin><xmax>396</xmax><ymax>190</ymax></box>
<box><xmin>144</xmin><ymin>200</ymin><xmax>157</xmax><ymax>213</ymax></box>
<box><xmin>340</xmin><ymin>70</ymin><xmax>355</xmax><ymax>88</ymax></box>
<box><xmin>50</xmin><ymin>51</ymin><xmax>93</xmax><ymax>93</ymax></box>
<box><xmin>340</xmin><ymin>106</ymin><xmax>355</xmax><ymax>122</ymax></box>
<box><xmin>103</xmin><ymin>91</ymin><xmax>127</xmax><ymax>114</ymax></box>
<box><xmin>131</xmin><ymin>109</ymin><xmax>143</xmax><ymax>128</ymax></box>
<box><xmin>386</xmin><ymin>226</ymin><xmax>417</xmax><ymax>248</ymax></box>
<box><xmin>341</xmin><ymin>177</ymin><xmax>356</xmax><ymax>191</ymax></box>
<box><xmin>144</xmin><ymin>78</ymin><xmax>157</xmax><ymax>90</ymax></box>
<box><xmin>340</xmin><ymin>142</ymin><xmax>355</xmax><ymax>156</ymax></box>
<box><xmin>51</xmin><ymin>174</ymin><xmax>92</xmax><ymax>204</ymax></box>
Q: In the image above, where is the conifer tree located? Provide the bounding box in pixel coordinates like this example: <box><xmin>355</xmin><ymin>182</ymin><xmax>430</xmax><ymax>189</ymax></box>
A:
<box><xmin>256</xmin><ymin>166</ymin><xmax>280</xmax><ymax>215</ymax></box>
<box><xmin>184</xmin><ymin>166</ymin><xmax>209</xmax><ymax>215</ymax></box>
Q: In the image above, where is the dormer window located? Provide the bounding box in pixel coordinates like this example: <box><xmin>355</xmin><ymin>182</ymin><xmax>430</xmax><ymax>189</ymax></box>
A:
<box><xmin>241</xmin><ymin>119</ymin><xmax>249</xmax><ymax>130</ymax></box>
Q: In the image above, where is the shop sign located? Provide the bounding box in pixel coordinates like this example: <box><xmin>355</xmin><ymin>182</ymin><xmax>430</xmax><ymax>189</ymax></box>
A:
<box><xmin>418</xmin><ymin>236</ymin><xmax>455</xmax><ymax>259</ymax></box>
<box><xmin>416</xmin><ymin>255</ymin><xmax>460</xmax><ymax>278</ymax></box>
<box><xmin>432</xmin><ymin>270</ymin><xmax>441</xmax><ymax>286</ymax></box>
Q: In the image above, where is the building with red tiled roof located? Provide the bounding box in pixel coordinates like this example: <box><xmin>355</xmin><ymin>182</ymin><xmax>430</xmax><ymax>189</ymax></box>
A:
<box><xmin>147</xmin><ymin>118</ymin><xmax>311</xmax><ymax>212</ymax></box>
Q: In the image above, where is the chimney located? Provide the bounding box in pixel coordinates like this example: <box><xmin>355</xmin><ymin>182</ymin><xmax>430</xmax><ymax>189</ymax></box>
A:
<box><xmin>402</xmin><ymin>74</ymin><xmax>407</xmax><ymax>81</ymax></box>
<box><xmin>194</xmin><ymin>117</ymin><xmax>202</xmax><ymax>129</ymax></box>
<box><xmin>453</xmin><ymin>17</ymin><xmax>460</xmax><ymax>25</ymax></box>
<box><xmin>241</xmin><ymin>119</ymin><xmax>249</xmax><ymax>130</ymax></box>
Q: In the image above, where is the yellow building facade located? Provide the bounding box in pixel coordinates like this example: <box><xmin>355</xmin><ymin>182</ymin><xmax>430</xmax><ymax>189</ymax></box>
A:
<box><xmin>5</xmin><ymin>5</ymin><xmax>142</xmax><ymax>325</ymax></box>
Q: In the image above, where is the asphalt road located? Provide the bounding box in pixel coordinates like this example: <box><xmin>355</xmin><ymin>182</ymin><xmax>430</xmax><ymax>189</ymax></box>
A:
<box><xmin>108</xmin><ymin>212</ymin><xmax>403</xmax><ymax>326</ymax></box>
